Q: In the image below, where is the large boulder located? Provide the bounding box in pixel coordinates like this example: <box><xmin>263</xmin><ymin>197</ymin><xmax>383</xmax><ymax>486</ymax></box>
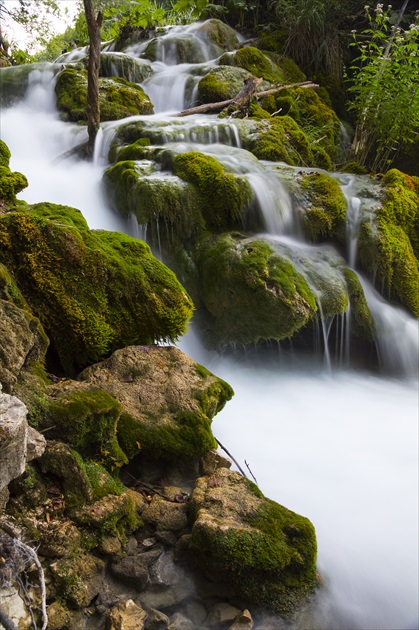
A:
<box><xmin>187</xmin><ymin>468</ymin><xmax>317</xmax><ymax>616</ymax></box>
<box><xmin>197</xmin><ymin>66</ymin><xmax>253</xmax><ymax>104</ymax></box>
<box><xmin>55</xmin><ymin>67</ymin><xmax>153</xmax><ymax>122</ymax></box>
<box><xmin>79</xmin><ymin>344</ymin><xmax>233</xmax><ymax>462</ymax></box>
<box><xmin>0</xmin><ymin>203</ymin><xmax>193</xmax><ymax>374</ymax></box>
<box><xmin>191</xmin><ymin>233</ymin><xmax>317</xmax><ymax>347</ymax></box>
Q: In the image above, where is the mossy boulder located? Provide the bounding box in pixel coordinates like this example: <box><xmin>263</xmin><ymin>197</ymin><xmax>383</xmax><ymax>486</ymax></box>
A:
<box><xmin>197</xmin><ymin>66</ymin><xmax>253</xmax><ymax>104</ymax></box>
<box><xmin>104</xmin><ymin>151</ymin><xmax>253</xmax><ymax>243</ymax></box>
<box><xmin>79</xmin><ymin>345</ymin><xmax>233</xmax><ymax>463</ymax></box>
<box><xmin>70</xmin><ymin>489</ymin><xmax>143</xmax><ymax>538</ymax></box>
<box><xmin>358</xmin><ymin>169</ymin><xmax>419</xmax><ymax>316</ymax></box>
<box><xmin>55</xmin><ymin>67</ymin><xmax>153</xmax><ymax>123</ymax></box>
<box><xmin>241</xmin><ymin>116</ymin><xmax>330</xmax><ymax>169</ymax></box>
<box><xmin>195</xmin><ymin>19</ymin><xmax>240</xmax><ymax>52</ymax></box>
<box><xmin>173</xmin><ymin>152</ymin><xmax>253</xmax><ymax>231</ymax></box>
<box><xmin>298</xmin><ymin>172</ymin><xmax>346</xmax><ymax>242</ymax></box>
<box><xmin>0</xmin><ymin>203</ymin><xmax>193</xmax><ymax>374</ymax></box>
<box><xmin>0</xmin><ymin>140</ymin><xmax>11</xmax><ymax>167</ymax></box>
<box><xmin>219</xmin><ymin>46</ymin><xmax>286</xmax><ymax>84</ymax></box>
<box><xmin>187</xmin><ymin>468</ymin><xmax>317</xmax><ymax>616</ymax></box>
<box><xmin>98</xmin><ymin>52</ymin><xmax>152</xmax><ymax>83</ymax></box>
<box><xmin>192</xmin><ymin>233</ymin><xmax>317</xmax><ymax>347</ymax></box>
<box><xmin>50</xmin><ymin>553</ymin><xmax>105</xmax><ymax>608</ymax></box>
<box><xmin>260</xmin><ymin>88</ymin><xmax>341</xmax><ymax>159</ymax></box>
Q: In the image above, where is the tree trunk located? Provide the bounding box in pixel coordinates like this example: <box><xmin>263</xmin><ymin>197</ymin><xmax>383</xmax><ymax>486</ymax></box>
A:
<box><xmin>83</xmin><ymin>0</ymin><xmax>103</xmax><ymax>157</ymax></box>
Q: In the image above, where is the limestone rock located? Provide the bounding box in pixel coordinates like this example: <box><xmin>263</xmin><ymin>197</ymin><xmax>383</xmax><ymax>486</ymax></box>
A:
<box><xmin>107</xmin><ymin>599</ymin><xmax>147</xmax><ymax>630</ymax></box>
<box><xmin>229</xmin><ymin>609</ymin><xmax>253</xmax><ymax>630</ymax></box>
<box><xmin>207</xmin><ymin>602</ymin><xmax>242</xmax><ymax>626</ymax></box>
<box><xmin>26</xmin><ymin>425</ymin><xmax>47</xmax><ymax>462</ymax></box>
<box><xmin>0</xmin><ymin>585</ymin><xmax>32</xmax><ymax>629</ymax></box>
<box><xmin>187</xmin><ymin>468</ymin><xmax>317</xmax><ymax>616</ymax></box>
<box><xmin>0</xmin><ymin>296</ymin><xmax>48</xmax><ymax>392</ymax></box>
<box><xmin>200</xmin><ymin>449</ymin><xmax>232</xmax><ymax>476</ymax></box>
<box><xmin>50</xmin><ymin>554</ymin><xmax>105</xmax><ymax>608</ymax></box>
<box><xmin>144</xmin><ymin>607</ymin><xmax>170</xmax><ymax>629</ymax></box>
<box><xmin>79</xmin><ymin>345</ymin><xmax>233</xmax><ymax>462</ymax></box>
<box><xmin>0</xmin><ymin>383</ymin><xmax>46</xmax><ymax>509</ymax></box>
<box><xmin>142</xmin><ymin>495</ymin><xmax>188</xmax><ymax>532</ymax></box>
<box><xmin>46</xmin><ymin>601</ymin><xmax>72</xmax><ymax>630</ymax></box>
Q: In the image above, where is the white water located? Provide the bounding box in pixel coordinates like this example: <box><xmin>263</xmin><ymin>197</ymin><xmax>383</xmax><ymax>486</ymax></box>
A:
<box><xmin>1</xmin><ymin>55</ymin><xmax>418</xmax><ymax>630</ymax></box>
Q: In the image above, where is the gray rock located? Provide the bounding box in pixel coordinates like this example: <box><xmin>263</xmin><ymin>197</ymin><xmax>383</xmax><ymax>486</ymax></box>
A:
<box><xmin>200</xmin><ymin>449</ymin><xmax>232</xmax><ymax>476</ymax></box>
<box><xmin>110</xmin><ymin>556</ymin><xmax>150</xmax><ymax>591</ymax></box>
<box><xmin>185</xmin><ymin>602</ymin><xmax>207</xmax><ymax>626</ymax></box>
<box><xmin>26</xmin><ymin>425</ymin><xmax>46</xmax><ymax>462</ymax></box>
<box><xmin>142</xmin><ymin>495</ymin><xmax>188</xmax><ymax>532</ymax></box>
<box><xmin>144</xmin><ymin>607</ymin><xmax>170</xmax><ymax>630</ymax></box>
<box><xmin>167</xmin><ymin>612</ymin><xmax>194</xmax><ymax>630</ymax></box>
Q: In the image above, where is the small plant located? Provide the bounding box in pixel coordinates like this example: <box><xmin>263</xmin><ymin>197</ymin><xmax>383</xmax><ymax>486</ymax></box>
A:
<box><xmin>348</xmin><ymin>4</ymin><xmax>419</xmax><ymax>172</ymax></box>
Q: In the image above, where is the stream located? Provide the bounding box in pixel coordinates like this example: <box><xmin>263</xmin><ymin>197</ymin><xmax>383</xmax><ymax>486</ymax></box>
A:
<box><xmin>1</xmin><ymin>24</ymin><xmax>418</xmax><ymax>629</ymax></box>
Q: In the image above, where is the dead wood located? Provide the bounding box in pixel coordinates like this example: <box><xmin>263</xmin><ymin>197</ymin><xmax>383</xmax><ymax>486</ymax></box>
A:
<box><xmin>176</xmin><ymin>79</ymin><xmax>318</xmax><ymax>118</ymax></box>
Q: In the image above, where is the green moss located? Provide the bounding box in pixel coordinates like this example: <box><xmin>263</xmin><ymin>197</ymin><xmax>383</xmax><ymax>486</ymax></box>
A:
<box><xmin>358</xmin><ymin>170</ymin><xmax>419</xmax><ymax>316</ymax></box>
<box><xmin>43</xmin><ymin>388</ymin><xmax>127</xmax><ymax>468</ymax></box>
<box><xmin>55</xmin><ymin>67</ymin><xmax>153</xmax><ymax>123</ymax></box>
<box><xmin>220</xmin><ymin>46</ymin><xmax>285</xmax><ymax>84</ymax></box>
<box><xmin>340</xmin><ymin>161</ymin><xmax>368</xmax><ymax>175</ymax></box>
<box><xmin>76</xmin><ymin>456</ymin><xmax>125</xmax><ymax>499</ymax></box>
<box><xmin>299</xmin><ymin>172</ymin><xmax>346</xmax><ymax>242</ymax></box>
<box><xmin>189</xmin><ymin>483</ymin><xmax>317</xmax><ymax>616</ymax></box>
<box><xmin>0</xmin><ymin>165</ymin><xmax>28</xmax><ymax>204</ymax></box>
<box><xmin>245</xmin><ymin>116</ymin><xmax>317</xmax><ymax>167</ymax></box>
<box><xmin>173</xmin><ymin>152</ymin><xmax>253</xmax><ymax>231</ymax></box>
<box><xmin>0</xmin><ymin>204</ymin><xmax>193</xmax><ymax>374</ymax></box>
<box><xmin>198</xmin><ymin>72</ymin><xmax>231</xmax><ymax>103</ymax></box>
<box><xmin>193</xmin><ymin>233</ymin><xmax>317</xmax><ymax>347</ymax></box>
<box><xmin>343</xmin><ymin>269</ymin><xmax>375</xmax><ymax>340</ymax></box>
<box><xmin>0</xmin><ymin>139</ymin><xmax>11</xmax><ymax>167</ymax></box>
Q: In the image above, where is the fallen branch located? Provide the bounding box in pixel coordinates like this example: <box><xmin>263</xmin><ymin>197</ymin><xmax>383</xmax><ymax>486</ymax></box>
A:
<box><xmin>245</xmin><ymin>460</ymin><xmax>258</xmax><ymax>486</ymax></box>
<box><xmin>177</xmin><ymin>80</ymin><xmax>318</xmax><ymax>117</ymax></box>
<box><xmin>215</xmin><ymin>438</ymin><xmax>248</xmax><ymax>479</ymax></box>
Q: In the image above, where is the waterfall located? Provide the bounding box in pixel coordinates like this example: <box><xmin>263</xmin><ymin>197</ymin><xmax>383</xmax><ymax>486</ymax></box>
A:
<box><xmin>1</xmin><ymin>24</ymin><xmax>418</xmax><ymax>630</ymax></box>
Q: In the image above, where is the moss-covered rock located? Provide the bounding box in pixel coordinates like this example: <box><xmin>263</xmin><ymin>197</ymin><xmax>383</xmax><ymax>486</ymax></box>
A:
<box><xmin>70</xmin><ymin>489</ymin><xmax>143</xmax><ymax>538</ymax></box>
<box><xmin>104</xmin><ymin>151</ymin><xmax>253</xmax><ymax>246</ymax></box>
<box><xmin>188</xmin><ymin>468</ymin><xmax>317</xmax><ymax>616</ymax></box>
<box><xmin>50</xmin><ymin>553</ymin><xmax>105</xmax><ymax>608</ymax></box>
<box><xmin>358</xmin><ymin>169</ymin><xmax>419</xmax><ymax>316</ymax></box>
<box><xmin>197</xmin><ymin>66</ymin><xmax>252</xmax><ymax>104</ymax></box>
<box><xmin>298</xmin><ymin>172</ymin><xmax>346</xmax><ymax>242</ymax></box>
<box><xmin>0</xmin><ymin>203</ymin><xmax>193</xmax><ymax>374</ymax></box>
<box><xmin>0</xmin><ymin>141</ymin><xmax>28</xmax><ymax>205</ymax></box>
<box><xmin>79</xmin><ymin>345</ymin><xmax>233</xmax><ymax>462</ymax></box>
<box><xmin>241</xmin><ymin>116</ymin><xmax>329</xmax><ymax>169</ymax></box>
<box><xmin>343</xmin><ymin>269</ymin><xmax>375</xmax><ymax>340</ymax></box>
<box><xmin>98</xmin><ymin>52</ymin><xmax>152</xmax><ymax>83</ymax></box>
<box><xmin>39</xmin><ymin>385</ymin><xmax>127</xmax><ymax>469</ymax></box>
<box><xmin>195</xmin><ymin>19</ymin><xmax>240</xmax><ymax>52</ymax></box>
<box><xmin>219</xmin><ymin>46</ymin><xmax>286</xmax><ymax>84</ymax></box>
<box><xmin>55</xmin><ymin>67</ymin><xmax>153</xmax><ymax>123</ymax></box>
<box><xmin>192</xmin><ymin>233</ymin><xmax>317</xmax><ymax>347</ymax></box>
<box><xmin>173</xmin><ymin>152</ymin><xmax>253</xmax><ymax>231</ymax></box>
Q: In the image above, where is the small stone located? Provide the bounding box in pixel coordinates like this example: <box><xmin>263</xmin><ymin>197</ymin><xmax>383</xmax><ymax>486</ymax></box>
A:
<box><xmin>144</xmin><ymin>607</ymin><xmax>170</xmax><ymax>630</ymax></box>
<box><xmin>100</xmin><ymin>535</ymin><xmax>122</xmax><ymax>556</ymax></box>
<box><xmin>141</xmin><ymin>537</ymin><xmax>158</xmax><ymax>548</ymax></box>
<box><xmin>207</xmin><ymin>602</ymin><xmax>242</xmax><ymax>626</ymax></box>
<box><xmin>26</xmin><ymin>425</ymin><xmax>46</xmax><ymax>461</ymax></box>
<box><xmin>185</xmin><ymin>602</ymin><xmax>207</xmax><ymax>626</ymax></box>
<box><xmin>229</xmin><ymin>609</ymin><xmax>253</xmax><ymax>630</ymax></box>
<box><xmin>107</xmin><ymin>599</ymin><xmax>147</xmax><ymax>630</ymax></box>
<box><xmin>46</xmin><ymin>601</ymin><xmax>71</xmax><ymax>630</ymax></box>
<box><xmin>167</xmin><ymin>612</ymin><xmax>194</xmax><ymax>630</ymax></box>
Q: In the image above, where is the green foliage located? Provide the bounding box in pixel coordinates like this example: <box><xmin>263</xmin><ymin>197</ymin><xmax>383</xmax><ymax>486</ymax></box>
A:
<box><xmin>348</xmin><ymin>6</ymin><xmax>419</xmax><ymax>172</ymax></box>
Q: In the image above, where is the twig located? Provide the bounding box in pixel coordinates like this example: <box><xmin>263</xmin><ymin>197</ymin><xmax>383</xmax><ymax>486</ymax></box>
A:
<box><xmin>215</xmin><ymin>438</ymin><xmax>248</xmax><ymax>479</ymax></box>
<box><xmin>244</xmin><ymin>460</ymin><xmax>258</xmax><ymax>486</ymax></box>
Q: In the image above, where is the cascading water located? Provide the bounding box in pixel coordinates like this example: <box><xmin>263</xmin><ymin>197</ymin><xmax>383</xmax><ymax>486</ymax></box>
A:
<box><xmin>1</xmin><ymin>25</ymin><xmax>418</xmax><ymax>630</ymax></box>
